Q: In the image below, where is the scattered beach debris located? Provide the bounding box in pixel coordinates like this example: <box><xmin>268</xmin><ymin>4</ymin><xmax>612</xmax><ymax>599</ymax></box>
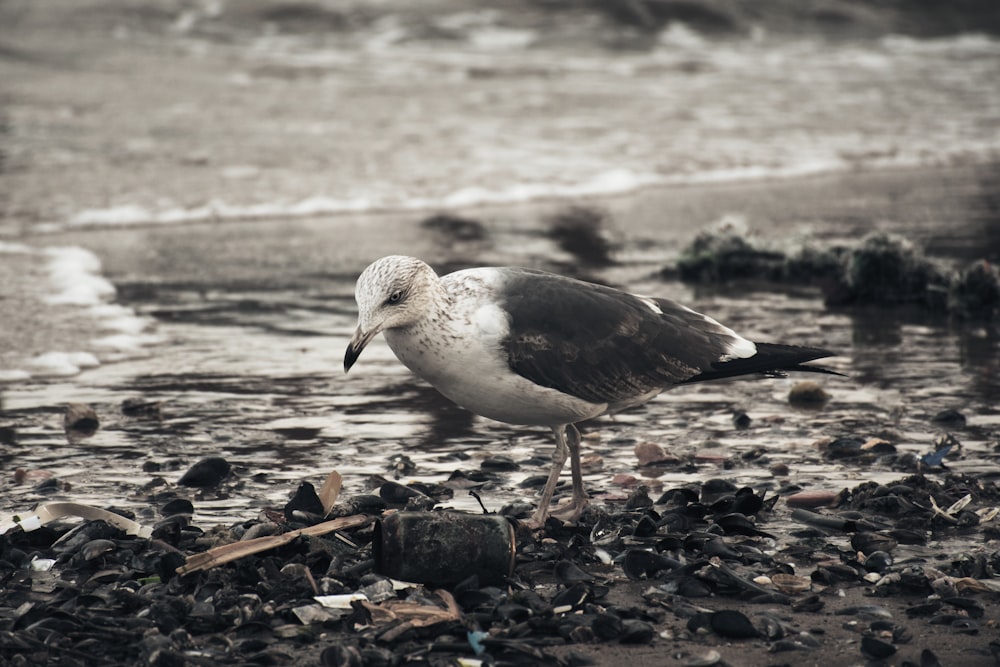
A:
<box><xmin>2</xmin><ymin>469</ymin><xmax>998</xmax><ymax>665</ymax></box>
<box><xmin>178</xmin><ymin>514</ymin><xmax>373</xmax><ymax>575</ymax></box>
<box><xmin>374</xmin><ymin>511</ymin><xmax>515</xmax><ymax>585</ymax></box>
<box><xmin>0</xmin><ymin>501</ymin><xmax>152</xmax><ymax>537</ymax></box>
<box><xmin>318</xmin><ymin>469</ymin><xmax>343</xmax><ymax>514</ymax></box>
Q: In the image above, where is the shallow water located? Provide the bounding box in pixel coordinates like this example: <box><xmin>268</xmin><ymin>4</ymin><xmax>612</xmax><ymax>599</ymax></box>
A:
<box><xmin>2</xmin><ymin>167</ymin><xmax>998</xmax><ymax>529</ymax></box>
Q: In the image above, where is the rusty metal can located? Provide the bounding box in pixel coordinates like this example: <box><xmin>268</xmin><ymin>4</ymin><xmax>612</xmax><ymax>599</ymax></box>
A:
<box><xmin>374</xmin><ymin>511</ymin><xmax>516</xmax><ymax>586</ymax></box>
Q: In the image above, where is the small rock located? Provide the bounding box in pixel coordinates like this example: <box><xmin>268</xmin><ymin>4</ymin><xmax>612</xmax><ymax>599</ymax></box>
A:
<box><xmin>554</xmin><ymin>560</ymin><xmax>594</xmax><ymax>584</ymax></box>
<box><xmin>481</xmin><ymin>455</ymin><xmax>519</xmax><ymax>471</ymax></box>
<box><xmin>618</xmin><ymin>619</ymin><xmax>654</xmax><ymax>644</ymax></box>
<box><xmin>861</xmin><ymin>635</ymin><xmax>896</xmax><ymax>659</ymax></box>
<box><xmin>78</xmin><ymin>538</ymin><xmax>116</xmax><ymax>562</ymax></box>
<box><xmin>683</xmin><ymin>650</ymin><xmax>722</xmax><ymax>667</ymax></box>
<box><xmin>625</xmin><ymin>486</ymin><xmax>654</xmax><ymax>510</ymax></box>
<box><xmin>785</xmin><ymin>490</ymin><xmax>840</xmax><ymax>508</ymax></box>
<box><xmin>623</xmin><ymin>549</ymin><xmax>678</xmax><ymax>580</ymax></box>
<box><xmin>861</xmin><ymin>437</ymin><xmax>896</xmax><ymax>454</ymax></box>
<box><xmin>634</xmin><ymin>441</ymin><xmax>677</xmax><ymax>466</ymax></box>
<box><xmin>851</xmin><ymin>531</ymin><xmax>898</xmax><ymax>555</ymax></box>
<box><xmin>386</xmin><ymin>453</ymin><xmax>416</xmax><ymax>476</ymax></box>
<box><xmin>930</xmin><ymin>409</ymin><xmax>966</xmax><ymax>427</ymax></box>
<box><xmin>177</xmin><ymin>457</ymin><xmax>231</xmax><ymax>487</ymax></box>
<box><xmin>379</xmin><ymin>481</ymin><xmax>427</xmax><ymax>504</ymax></box>
<box><xmin>771</xmin><ymin>573</ymin><xmax>811</xmax><ymax>595</ymax></box>
<box><xmin>64</xmin><ymin>402</ymin><xmax>99</xmax><ymax>438</ymax></box>
<box><xmin>788</xmin><ymin>381</ymin><xmax>830</xmax><ymax>406</ymax></box>
<box><xmin>284</xmin><ymin>481</ymin><xmax>324</xmax><ymax>521</ymax></box>
<box><xmin>918</xmin><ymin>648</ymin><xmax>943</xmax><ymax>667</ymax></box>
<box><xmin>320</xmin><ymin>644</ymin><xmax>364</xmax><ymax>667</ymax></box>
<box><xmin>823</xmin><ymin>436</ymin><xmax>864</xmax><ymax>459</ymax></box>
<box><xmin>769</xmin><ymin>462</ymin><xmax>789</xmax><ymax>477</ymax></box>
<box><xmin>121</xmin><ymin>398</ymin><xmax>163</xmax><ymax>419</ymax></box>
<box><xmin>160</xmin><ymin>498</ymin><xmax>194</xmax><ymax>517</ymax></box>
<box><xmin>709</xmin><ymin>609</ymin><xmax>759</xmax><ymax>639</ymax></box>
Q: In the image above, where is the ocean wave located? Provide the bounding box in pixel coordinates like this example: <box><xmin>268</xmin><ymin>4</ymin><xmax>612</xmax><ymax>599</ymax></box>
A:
<box><xmin>0</xmin><ymin>243</ymin><xmax>161</xmax><ymax>382</ymax></box>
<box><xmin>61</xmin><ymin>141</ymin><xmax>998</xmax><ymax>231</ymax></box>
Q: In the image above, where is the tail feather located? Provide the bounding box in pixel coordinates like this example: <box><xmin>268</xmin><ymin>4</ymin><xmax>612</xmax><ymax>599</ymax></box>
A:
<box><xmin>681</xmin><ymin>343</ymin><xmax>843</xmax><ymax>384</ymax></box>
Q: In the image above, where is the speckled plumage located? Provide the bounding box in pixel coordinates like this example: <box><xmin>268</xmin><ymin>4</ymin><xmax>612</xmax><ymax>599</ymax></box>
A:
<box><xmin>345</xmin><ymin>255</ymin><xmax>837</xmax><ymax>526</ymax></box>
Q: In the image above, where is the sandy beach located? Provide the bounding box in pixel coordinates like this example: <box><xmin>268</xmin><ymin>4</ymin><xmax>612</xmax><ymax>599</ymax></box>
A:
<box><xmin>1</xmin><ymin>2</ymin><xmax>999</xmax><ymax>666</ymax></box>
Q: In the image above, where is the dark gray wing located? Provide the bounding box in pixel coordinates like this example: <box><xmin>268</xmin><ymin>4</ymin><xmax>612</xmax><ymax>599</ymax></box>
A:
<box><xmin>498</xmin><ymin>269</ymin><xmax>747</xmax><ymax>404</ymax></box>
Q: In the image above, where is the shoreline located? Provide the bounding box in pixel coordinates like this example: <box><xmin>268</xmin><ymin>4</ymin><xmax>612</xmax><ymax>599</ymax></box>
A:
<box><xmin>13</xmin><ymin>160</ymin><xmax>997</xmax><ymax>240</ymax></box>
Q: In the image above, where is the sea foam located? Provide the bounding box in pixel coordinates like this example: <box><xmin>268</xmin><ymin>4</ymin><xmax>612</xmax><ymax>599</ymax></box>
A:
<box><xmin>0</xmin><ymin>244</ymin><xmax>160</xmax><ymax>382</ymax></box>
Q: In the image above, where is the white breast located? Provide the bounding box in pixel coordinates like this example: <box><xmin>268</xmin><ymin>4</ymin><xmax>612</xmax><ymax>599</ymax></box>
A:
<box><xmin>382</xmin><ymin>271</ymin><xmax>605</xmax><ymax>427</ymax></box>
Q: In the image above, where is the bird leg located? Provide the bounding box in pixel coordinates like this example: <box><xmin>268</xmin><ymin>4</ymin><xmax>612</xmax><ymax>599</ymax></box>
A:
<box><xmin>529</xmin><ymin>425</ymin><xmax>569</xmax><ymax>527</ymax></box>
<box><xmin>565</xmin><ymin>424</ymin><xmax>588</xmax><ymax>513</ymax></box>
<box><xmin>530</xmin><ymin>424</ymin><xmax>588</xmax><ymax>527</ymax></box>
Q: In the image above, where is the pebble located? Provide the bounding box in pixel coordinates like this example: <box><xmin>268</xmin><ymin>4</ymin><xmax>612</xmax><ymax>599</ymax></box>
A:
<box><xmin>788</xmin><ymin>380</ymin><xmax>830</xmax><ymax>406</ymax></box>
<box><xmin>930</xmin><ymin>408</ymin><xmax>966</xmax><ymax>427</ymax></box>
<box><xmin>683</xmin><ymin>650</ymin><xmax>722</xmax><ymax>667</ymax></box>
<box><xmin>64</xmin><ymin>402</ymin><xmax>99</xmax><ymax>438</ymax></box>
<box><xmin>160</xmin><ymin>498</ymin><xmax>194</xmax><ymax>516</ymax></box>
<box><xmin>121</xmin><ymin>398</ymin><xmax>163</xmax><ymax>419</ymax></box>
<box><xmin>634</xmin><ymin>441</ymin><xmax>678</xmax><ymax>466</ymax></box>
<box><xmin>708</xmin><ymin>609</ymin><xmax>759</xmax><ymax>639</ymax></box>
<box><xmin>785</xmin><ymin>489</ymin><xmax>840</xmax><ymax>508</ymax></box>
<box><xmin>861</xmin><ymin>635</ymin><xmax>897</xmax><ymax>659</ymax></box>
<box><xmin>177</xmin><ymin>456</ymin><xmax>231</xmax><ymax>487</ymax></box>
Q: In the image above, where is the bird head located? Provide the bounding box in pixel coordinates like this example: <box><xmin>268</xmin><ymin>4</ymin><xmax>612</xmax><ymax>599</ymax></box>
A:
<box><xmin>344</xmin><ymin>256</ymin><xmax>437</xmax><ymax>372</ymax></box>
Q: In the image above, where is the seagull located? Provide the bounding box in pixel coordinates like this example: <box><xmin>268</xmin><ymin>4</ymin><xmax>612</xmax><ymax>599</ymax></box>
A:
<box><xmin>344</xmin><ymin>255</ymin><xmax>838</xmax><ymax>527</ymax></box>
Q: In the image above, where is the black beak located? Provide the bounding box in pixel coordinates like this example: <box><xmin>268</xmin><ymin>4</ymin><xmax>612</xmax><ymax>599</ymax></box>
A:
<box><xmin>344</xmin><ymin>327</ymin><xmax>374</xmax><ymax>373</ymax></box>
<box><xmin>344</xmin><ymin>343</ymin><xmax>361</xmax><ymax>372</ymax></box>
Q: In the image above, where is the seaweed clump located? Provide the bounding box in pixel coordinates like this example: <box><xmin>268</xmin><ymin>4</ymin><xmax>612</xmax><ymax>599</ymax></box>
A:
<box><xmin>675</xmin><ymin>225</ymin><xmax>999</xmax><ymax>319</ymax></box>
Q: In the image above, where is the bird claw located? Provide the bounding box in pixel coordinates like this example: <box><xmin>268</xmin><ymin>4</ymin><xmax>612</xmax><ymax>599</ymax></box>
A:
<box><xmin>526</xmin><ymin>497</ymin><xmax>589</xmax><ymax>530</ymax></box>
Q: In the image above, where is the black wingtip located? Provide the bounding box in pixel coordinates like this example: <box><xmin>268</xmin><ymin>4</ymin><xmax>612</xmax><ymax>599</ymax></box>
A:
<box><xmin>681</xmin><ymin>343</ymin><xmax>844</xmax><ymax>384</ymax></box>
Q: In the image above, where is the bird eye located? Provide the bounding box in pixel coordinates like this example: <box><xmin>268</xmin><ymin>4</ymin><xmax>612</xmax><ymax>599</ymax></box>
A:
<box><xmin>387</xmin><ymin>290</ymin><xmax>403</xmax><ymax>305</ymax></box>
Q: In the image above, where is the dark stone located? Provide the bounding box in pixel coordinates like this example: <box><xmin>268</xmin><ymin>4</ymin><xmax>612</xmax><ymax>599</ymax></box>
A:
<box><xmin>930</xmin><ymin>409</ymin><xmax>966</xmax><ymax>427</ymax></box>
<box><xmin>160</xmin><ymin>498</ymin><xmax>194</xmax><ymax>517</ymax></box>
<box><xmin>861</xmin><ymin>635</ymin><xmax>897</xmax><ymax>659</ymax></box>
<box><xmin>177</xmin><ymin>457</ymin><xmax>231</xmax><ymax>487</ymax></box>
<box><xmin>618</xmin><ymin>619</ymin><xmax>654</xmax><ymax>644</ymax></box>
<box><xmin>284</xmin><ymin>481</ymin><xmax>325</xmax><ymax>521</ymax></box>
<box><xmin>480</xmin><ymin>455</ymin><xmax>519</xmax><ymax>472</ymax></box>
<box><xmin>379</xmin><ymin>481</ymin><xmax>427</xmax><ymax>504</ymax></box>
<box><xmin>709</xmin><ymin>609</ymin><xmax>758</xmax><ymax>639</ymax></box>
<box><xmin>64</xmin><ymin>402</ymin><xmax>99</xmax><ymax>437</ymax></box>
